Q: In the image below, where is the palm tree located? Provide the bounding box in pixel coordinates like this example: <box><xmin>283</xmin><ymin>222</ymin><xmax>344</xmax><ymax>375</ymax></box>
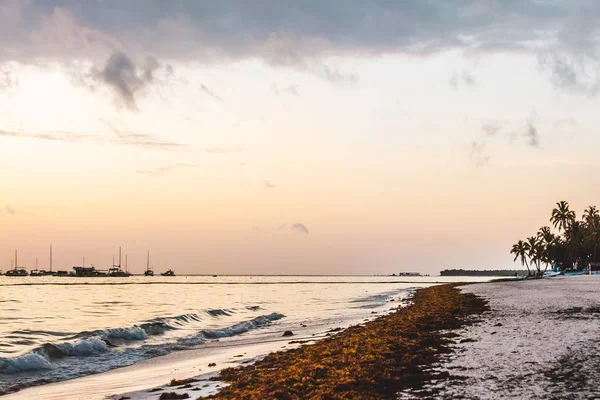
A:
<box><xmin>538</xmin><ymin>226</ymin><xmax>555</xmax><ymax>245</ymax></box>
<box><xmin>550</xmin><ymin>201</ymin><xmax>576</xmax><ymax>233</ymax></box>
<box><xmin>526</xmin><ymin>236</ymin><xmax>543</xmax><ymax>276</ymax></box>
<box><xmin>586</xmin><ymin>228</ymin><xmax>600</xmax><ymax>263</ymax></box>
<box><xmin>583</xmin><ymin>206</ymin><xmax>600</xmax><ymax>228</ymax></box>
<box><xmin>511</xmin><ymin>240</ymin><xmax>531</xmax><ymax>276</ymax></box>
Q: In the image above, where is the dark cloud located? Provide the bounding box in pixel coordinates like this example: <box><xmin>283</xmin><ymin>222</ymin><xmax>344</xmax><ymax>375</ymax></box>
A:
<box><xmin>538</xmin><ymin>53</ymin><xmax>600</xmax><ymax>96</ymax></box>
<box><xmin>291</xmin><ymin>223</ymin><xmax>310</xmax><ymax>235</ymax></box>
<box><xmin>2</xmin><ymin>1</ymin><xmax>594</xmax><ymax>87</ymax></box>
<box><xmin>95</xmin><ymin>52</ymin><xmax>161</xmax><ymax>110</ymax></box>
<box><xmin>136</xmin><ymin>163</ymin><xmax>196</xmax><ymax>176</ymax></box>
<box><xmin>525</xmin><ymin>120</ymin><xmax>540</xmax><ymax>147</ymax></box>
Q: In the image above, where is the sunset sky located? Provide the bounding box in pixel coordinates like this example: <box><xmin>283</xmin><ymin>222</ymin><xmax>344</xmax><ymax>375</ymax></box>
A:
<box><xmin>1</xmin><ymin>1</ymin><xmax>600</xmax><ymax>275</ymax></box>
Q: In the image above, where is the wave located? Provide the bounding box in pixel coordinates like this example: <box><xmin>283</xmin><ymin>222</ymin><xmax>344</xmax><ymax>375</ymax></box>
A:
<box><xmin>0</xmin><ymin>312</ymin><xmax>285</xmax><ymax>377</ymax></box>
<box><xmin>0</xmin><ymin>352</ymin><xmax>54</xmax><ymax>373</ymax></box>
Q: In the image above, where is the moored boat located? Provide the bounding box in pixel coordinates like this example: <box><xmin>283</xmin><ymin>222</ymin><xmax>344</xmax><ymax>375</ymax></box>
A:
<box><xmin>161</xmin><ymin>269</ymin><xmax>175</xmax><ymax>277</ymax></box>
<box><xmin>144</xmin><ymin>251</ymin><xmax>154</xmax><ymax>276</ymax></box>
<box><xmin>6</xmin><ymin>250</ymin><xmax>28</xmax><ymax>277</ymax></box>
<box><xmin>106</xmin><ymin>247</ymin><xmax>131</xmax><ymax>277</ymax></box>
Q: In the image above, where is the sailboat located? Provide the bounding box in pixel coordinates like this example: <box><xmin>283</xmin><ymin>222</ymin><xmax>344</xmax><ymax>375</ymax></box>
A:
<box><xmin>144</xmin><ymin>251</ymin><xmax>154</xmax><ymax>276</ymax></box>
<box><xmin>30</xmin><ymin>258</ymin><xmax>42</xmax><ymax>276</ymax></box>
<box><xmin>6</xmin><ymin>250</ymin><xmax>28</xmax><ymax>277</ymax></box>
<box><xmin>31</xmin><ymin>246</ymin><xmax>56</xmax><ymax>276</ymax></box>
<box><xmin>107</xmin><ymin>247</ymin><xmax>131</xmax><ymax>277</ymax></box>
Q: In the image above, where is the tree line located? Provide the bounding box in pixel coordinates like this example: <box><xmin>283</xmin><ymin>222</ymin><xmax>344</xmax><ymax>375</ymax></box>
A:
<box><xmin>511</xmin><ymin>201</ymin><xmax>600</xmax><ymax>276</ymax></box>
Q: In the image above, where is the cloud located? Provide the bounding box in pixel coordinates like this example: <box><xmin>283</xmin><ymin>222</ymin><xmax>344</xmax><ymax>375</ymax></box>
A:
<box><xmin>450</xmin><ymin>71</ymin><xmax>476</xmax><ymax>88</ymax></box>
<box><xmin>525</xmin><ymin>119</ymin><xmax>540</xmax><ymax>148</ymax></box>
<box><xmin>101</xmin><ymin>120</ymin><xmax>186</xmax><ymax>150</ymax></box>
<box><xmin>136</xmin><ymin>163</ymin><xmax>196</xmax><ymax>176</ymax></box>
<box><xmin>5</xmin><ymin>205</ymin><xmax>15</xmax><ymax>215</ymax></box>
<box><xmin>468</xmin><ymin>118</ymin><xmax>540</xmax><ymax>166</ymax></box>
<box><xmin>200</xmin><ymin>84</ymin><xmax>223</xmax><ymax>102</ymax></box>
<box><xmin>290</xmin><ymin>223</ymin><xmax>310</xmax><ymax>235</ymax></box>
<box><xmin>2</xmin><ymin>1</ymin><xmax>592</xmax><ymax>87</ymax></box>
<box><xmin>95</xmin><ymin>51</ymin><xmax>161</xmax><ymax>110</ymax></box>
<box><xmin>264</xmin><ymin>180</ymin><xmax>276</xmax><ymax>189</ymax></box>
<box><xmin>199</xmin><ymin>147</ymin><xmax>242</xmax><ymax>154</ymax></box>
<box><xmin>469</xmin><ymin>140</ymin><xmax>491</xmax><ymax>167</ymax></box>
<box><xmin>482</xmin><ymin>122</ymin><xmax>502</xmax><ymax>137</ymax></box>
<box><xmin>272</xmin><ymin>84</ymin><xmax>299</xmax><ymax>96</ymax></box>
<box><xmin>538</xmin><ymin>53</ymin><xmax>600</xmax><ymax>96</ymax></box>
<box><xmin>0</xmin><ymin>69</ymin><xmax>18</xmax><ymax>89</ymax></box>
<box><xmin>553</xmin><ymin>117</ymin><xmax>578</xmax><ymax>128</ymax></box>
<box><xmin>0</xmin><ymin>126</ymin><xmax>185</xmax><ymax>151</ymax></box>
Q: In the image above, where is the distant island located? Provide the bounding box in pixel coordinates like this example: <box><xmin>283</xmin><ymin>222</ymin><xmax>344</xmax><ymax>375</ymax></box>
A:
<box><xmin>440</xmin><ymin>269</ymin><xmax>526</xmax><ymax>277</ymax></box>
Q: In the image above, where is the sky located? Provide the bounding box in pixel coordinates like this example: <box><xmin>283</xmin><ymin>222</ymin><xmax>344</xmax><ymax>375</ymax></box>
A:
<box><xmin>1</xmin><ymin>0</ymin><xmax>600</xmax><ymax>275</ymax></box>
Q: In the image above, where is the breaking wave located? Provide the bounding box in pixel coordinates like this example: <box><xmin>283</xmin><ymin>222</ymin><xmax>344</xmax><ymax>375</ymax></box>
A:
<box><xmin>0</xmin><ymin>311</ymin><xmax>284</xmax><ymax>385</ymax></box>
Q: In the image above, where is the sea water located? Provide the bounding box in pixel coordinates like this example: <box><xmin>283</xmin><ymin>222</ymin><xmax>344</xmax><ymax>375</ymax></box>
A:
<box><xmin>0</xmin><ymin>275</ymin><xmax>492</xmax><ymax>395</ymax></box>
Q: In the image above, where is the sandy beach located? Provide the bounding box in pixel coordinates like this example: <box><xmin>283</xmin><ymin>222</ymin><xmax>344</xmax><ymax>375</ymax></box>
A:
<box><xmin>427</xmin><ymin>276</ymin><xmax>600</xmax><ymax>399</ymax></box>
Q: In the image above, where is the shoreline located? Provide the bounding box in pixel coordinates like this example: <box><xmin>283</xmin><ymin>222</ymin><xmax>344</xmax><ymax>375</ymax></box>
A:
<box><xmin>120</xmin><ymin>276</ymin><xmax>600</xmax><ymax>399</ymax></box>
<box><xmin>209</xmin><ymin>284</ymin><xmax>488</xmax><ymax>399</ymax></box>
<box><xmin>117</xmin><ymin>284</ymin><xmax>488</xmax><ymax>399</ymax></box>
<box><xmin>5</xmin><ymin>286</ymin><xmax>411</xmax><ymax>400</ymax></box>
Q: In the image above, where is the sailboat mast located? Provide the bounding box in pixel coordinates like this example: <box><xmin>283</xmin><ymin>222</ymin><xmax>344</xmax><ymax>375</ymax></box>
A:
<box><xmin>119</xmin><ymin>247</ymin><xmax>122</xmax><ymax>268</ymax></box>
<box><xmin>147</xmin><ymin>251</ymin><xmax>150</xmax><ymax>272</ymax></box>
<box><xmin>14</xmin><ymin>250</ymin><xmax>17</xmax><ymax>270</ymax></box>
<box><xmin>50</xmin><ymin>244</ymin><xmax>53</xmax><ymax>272</ymax></box>
<box><xmin>125</xmin><ymin>255</ymin><xmax>128</xmax><ymax>272</ymax></box>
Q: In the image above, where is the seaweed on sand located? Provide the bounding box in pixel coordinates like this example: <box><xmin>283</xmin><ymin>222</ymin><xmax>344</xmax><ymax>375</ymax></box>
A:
<box><xmin>209</xmin><ymin>284</ymin><xmax>489</xmax><ymax>399</ymax></box>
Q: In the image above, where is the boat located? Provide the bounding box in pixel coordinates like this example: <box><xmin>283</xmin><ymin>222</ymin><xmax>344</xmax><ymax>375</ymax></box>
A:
<box><xmin>29</xmin><ymin>258</ymin><xmax>43</xmax><ymax>276</ymax></box>
<box><xmin>106</xmin><ymin>248</ymin><xmax>131</xmax><ymax>277</ymax></box>
<box><xmin>72</xmin><ymin>266</ymin><xmax>105</xmax><ymax>277</ymax></box>
<box><xmin>565</xmin><ymin>270</ymin><xmax>588</xmax><ymax>276</ymax></box>
<box><xmin>543</xmin><ymin>263</ymin><xmax>564</xmax><ymax>278</ymax></box>
<box><xmin>543</xmin><ymin>271</ymin><xmax>564</xmax><ymax>278</ymax></box>
<box><xmin>31</xmin><ymin>248</ymin><xmax>55</xmax><ymax>276</ymax></box>
<box><xmin>6</xmin><ymin>250</ymin><xmax>28</xmax><ymax>277</ymax></box>
<box><xmin>144</xmin><ymin>251</ymin><xmax>154</xmax><ymax>276</ymax></box>
<box><xmin>161</xmin><ymin>269</ymin><xmax>175</xmax><ymax>277</ymax></box>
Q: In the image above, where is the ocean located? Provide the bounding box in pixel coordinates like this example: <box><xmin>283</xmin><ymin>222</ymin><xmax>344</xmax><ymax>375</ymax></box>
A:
<box><xmin>0</xmin><ymin>275</ymin><xmax>492</xmax><ymax>398</ymax></box>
